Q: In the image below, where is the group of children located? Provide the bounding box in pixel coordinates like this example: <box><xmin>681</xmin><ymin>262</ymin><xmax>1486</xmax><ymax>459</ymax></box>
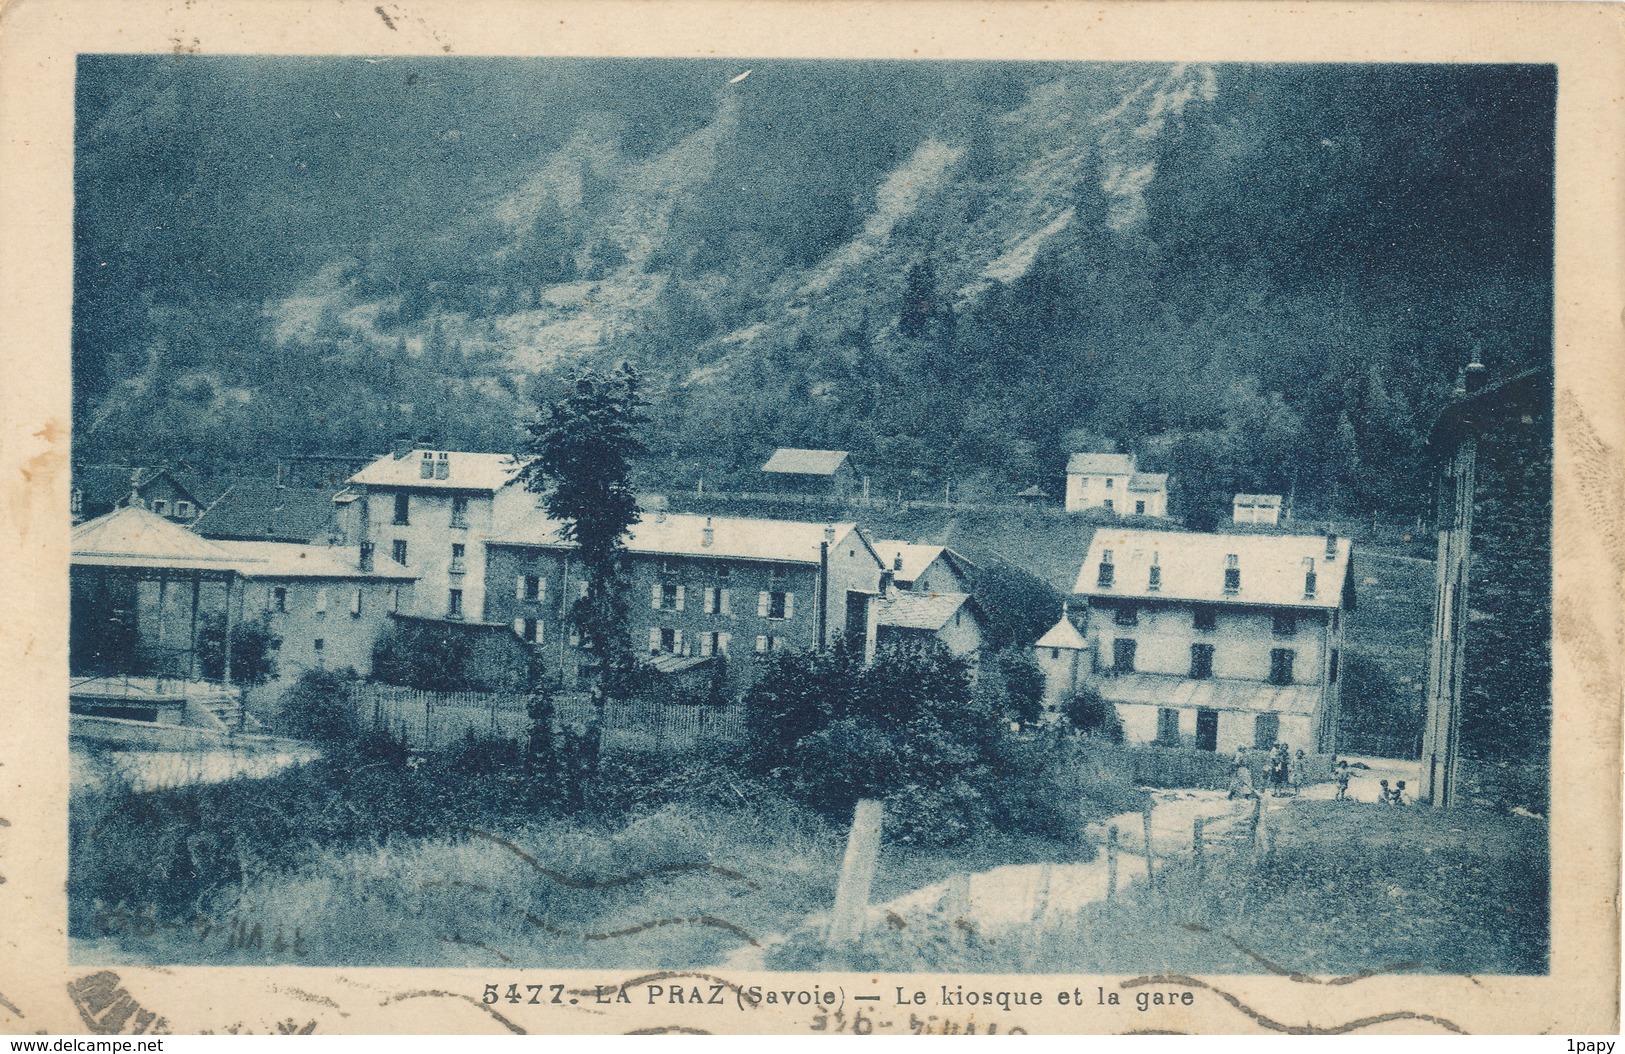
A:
<box><xmin>1226</xmin><ymin>749</ymin><xmax>1409</xmax><ymax>805</ymax></box>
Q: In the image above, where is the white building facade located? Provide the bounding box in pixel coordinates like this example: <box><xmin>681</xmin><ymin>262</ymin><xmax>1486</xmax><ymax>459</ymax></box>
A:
<box><xmin>1064</xmin><ymin>452</ymin><xmax>1168</xmax><ymax>517</ymax></box>
<box><xmin>1071</xmin><ymin>527</ymin><xmax>1354</xmax><ymax>754</ymax></box>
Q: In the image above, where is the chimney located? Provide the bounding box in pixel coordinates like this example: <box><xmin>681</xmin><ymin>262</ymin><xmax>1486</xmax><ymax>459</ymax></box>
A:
<box><xmin>879</xmin><ymin>569</ymin><xmax>895</xmax><ymax>597</ymax></box>
<box><xmin>419</xmin><ymin>450</ymin><xmax>435</xmax><ymax>479</ymax></box>
<box><xmin>1464</xmin><ymin>349</ymin><xmax>1487</xmax><ymax>394</ymax></box>
<box><xmin>892</xmin><ymin>552</ymin><xmax>903</xmax><ymax>572</ymax></box>
<box><xmin>359</xmin><ymin>541</ymin><xmax>375</xmax><ymax>573</ymax></box>
<box><xmin>701</xmin><ymin>517</ymin><xmax>714</xmax><ymax>547</ymax></box>
<box><xmin>1325</xmin><ymin>532</ymin><xmax>1338</xmax><ymax>560</ymax></box>
<box><xmin>825</xmin><ymin>525</ymin><xmax>837</xmax><ymax>545</ymax></box>
<box><xmin>434</xmin><ymin>451</ymin><xmax>450</xmax><ymax>480</ymax></box>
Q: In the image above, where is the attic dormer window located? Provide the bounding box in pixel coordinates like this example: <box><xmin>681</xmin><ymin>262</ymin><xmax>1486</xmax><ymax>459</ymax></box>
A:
<box><xmin>1223</xmin><ymin>553</ymin><xmax>1240</xmax><ymax>594</ymax></box>
<box><xmin>1097</xmin><ymin>550</ymin><xmax>1115</xmax><ymax>588</ymax></box>
<box><xmin>1305</xmin><ymin>570</ymin><xmax>1318</xmax><ymax>598</ymax></box>
<box><xmin>420</xmin><ymin>451</ymin><xmax>434</xmax><ymax>479</ymax></box>
<box><xmin>1105</xmin><ymin>478</ymin><xmax>1115</xmax><ymax>489</ymax></box>
<box><xmin>1148</xmin><ymin>565</ymin><xmax>1162</xmax><ymax>590</ymax></box>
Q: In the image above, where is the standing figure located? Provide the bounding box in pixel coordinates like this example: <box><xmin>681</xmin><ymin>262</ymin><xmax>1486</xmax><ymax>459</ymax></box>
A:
<box><xmin>1334</xmin><ymin>759</ymin><xmax>1352</xmax><ymax>801</ymax></box>
<box><xmin>1378</xmin><ymin>779</ymin><xmax>1392</xmax><ymax>804</ymax></box>
<box><xmin>1392</xmin><ymin>780</ymin><xmax>1408</xmax><ymax>806</ymax></box>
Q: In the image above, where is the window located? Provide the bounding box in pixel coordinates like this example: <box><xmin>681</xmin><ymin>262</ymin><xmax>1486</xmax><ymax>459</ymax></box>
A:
<box><xmin>313</xmin><ymin>638</ymin><xmax>325</xmax><ymax>663</ymax></box>
<box><xmin>1329</xmin><ymin>649</ymin><xmax>1340</xmax><ymax>683</ymax></box>
<box><xmin>714</xmin><ymin>563</ymin><xmax>731</xmax><ymax>581</ymax></box>
<box><xmin>699</xmin><ymin>631</ymin><xmax>730</xmax><ymax>657</ymax></box>
<box><xmin>315</xmin><ymin>588</ymin><xmax>328</xmax><ymax>614</ymax></box>
<box><xmin>1190</xmin><ymin>643</ymin><xmax>1214</xmax><ymax>679</ymax></box>
<box><xmin>152</xmin><ymin>499</ymin><xmax>168</xmax><ymax>515</ymax></box>
<box><xmin>653</xmin><ymin>582</ymin><xmax>685</xmax><ymax>611</ymax></box>
<box><xmin>1097</xmin><ymin>550</ymin><xmax>1115</xmax><ymax>588</ymax></box>
<box><xmin>578</xmin><ymin>581</ymin><xmax>589</xmax><ymax>599</ymax></box>
<box><xmin>1273</xmin><ymin>612</ymin><xmax>1297</xmax><ymax>637</ymax></box>
<box><xmin>521</xmin><ymin>575</ymin><xmax>542</xmax><ymax>602</ymax></box>
<box><xmin>703</xmin><ymin>587</ymin><xmax>731</xmax><ymax>615</ymax></box>
<box><xmin>1254</xmin><ymin>712</ymin><xmax>1280</xmax><ymax>749</ymax></box>
<box><xmin>392</xmin><ymin>539</ymin><xmax>408</xmax><ymax>566</ymax></box>
<box><xmin>760</xmin><ymin>590</ymin><xmax>792</xmax><ymax>620</ymax></box>
<box><xmin>1223</xmin><ymin>566</ymin><xmax>1241</xmax><ymax>593</ymax></box>
<box><xmin>1156</xmin><ymin>708</ymin><xmax>1180</xmax><ymax>745</ymax></box>
<box><xmin>1193</xmin><ymin>605</ymin><xmax>1217</xmax><ymax>632</ymax></box>
<box><xmin>514</xmin><ymin>617</ymin><xmax>538</xmax><ymax>643</ymax></box>
<box><xmin>755</xmin><ymin>634</ymin><xmax>776</xmax><ymax>654</ymax></box>
<box><xmin>1147</xmin><ymin>565</ymin><xmax>1162</xmax><ymax>591</ymax></box>
<box><xmin>649</xmin><ymin>627</ymin><xmax>679</xmax><ymax>655</ymax></box>
<box><xmin>273</xmin><ymin>587</ymin><xmax>287</xmax><ymax>612</ymax></box>
<box><xmin>450</xmin><ymin>543</ymin><xmax>466</xmax><ymax>574</ymax></box>
<box><xmin>1105</xmin><ymin>477</ymin><xmax>1115</xmax><ymax>489</ymax></box>
<box><xmin>1114</xmin><ymin>604</ymin><xmax>1138</xmax><ymax>627</ymax></box>
<box><xmin>176</xmin><ymin>501</ymin><xmax>192</xmax><ymax>518</ymax></box>
<box><xmin>450</xmin><ymin>495</ymin><xmax>469</xmax><ymax>528</ymax></box>
<box><xmin>1135</xmin><ymin>500</ymin><xmax>1146</xmax><ymax>515</ymax></box>
<box><xmin>350</xmin><ymin>589</ymin><xmax>362</xmax><ymax>617</ymax></box>
<box><xmin>1050</xmin><ymin>648</ymin><xmax>1060</xmax><ymax>660</ymax></box>
<box><xmin>1269</xmin><ymin>648</ymin><xmax>1295</xmax><ymax>686</ymax></box>
<box><xmin>448</xmin><ymin>589</ymin><xmax>463</xmax><ymax>618</ymax></box>
<box><xmin>1112</xmin><ymin>638</ymin><xmax>1137</xmax><ymax>673</ymax></box>
<box><xmin>1332</xmin><ymin>610</ymin><xmax>1340</xmax><ymax>633</ymax></box>
<box><xmin>1103</xmin><ymin>498</ymin><xmax>1114</xmax><ymax>512</ymax></box>
<box><xmin>393</xmin><ymin>493</ymin><xmax>410</xmax><ymax>525</ymax></box>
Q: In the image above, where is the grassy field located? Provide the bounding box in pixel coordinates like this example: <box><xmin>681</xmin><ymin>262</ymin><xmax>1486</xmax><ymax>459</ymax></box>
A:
<box><xmin>70</xmin><ymin>737</ymin><xmax>1093</xmax><ymax>967</ymax></box>
<box><xmin>808</xmin><ymin>798</ymin><xmax>1547</xmax><ymax>975</ymax></box>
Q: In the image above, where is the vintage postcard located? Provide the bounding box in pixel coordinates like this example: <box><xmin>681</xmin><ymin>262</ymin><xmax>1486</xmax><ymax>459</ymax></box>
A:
<box><xmin>0</xmin><ymin>0</ymin><xmax>1619</xmax><ymax>1037</ymax></box>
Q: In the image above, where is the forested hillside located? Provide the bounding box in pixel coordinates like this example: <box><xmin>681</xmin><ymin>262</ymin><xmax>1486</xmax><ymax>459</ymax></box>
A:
<box><xmin>73</xmin><ymin>58</ymin><xmax>1554</xmax><ymax>519</ymax></box>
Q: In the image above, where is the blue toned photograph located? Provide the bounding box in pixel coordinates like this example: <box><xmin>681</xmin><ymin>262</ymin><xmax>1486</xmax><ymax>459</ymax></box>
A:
<box><xmin>68</xmin><ymin>57</ymin><xmax>1552</xmax><ymax>975</ymax></box>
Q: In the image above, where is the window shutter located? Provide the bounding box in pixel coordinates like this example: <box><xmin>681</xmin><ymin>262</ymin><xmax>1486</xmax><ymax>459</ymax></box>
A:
<box><xmin>351</xmin><ymin>589</ymin><xmax>362</xmax><ymax>615</ymax></box>
<box><xmin>720</xmin><ymin>589</ymin><xmax>731</xmax><ymax>615</ymax></box>
<box><xmin>674</xmin><ymin>629</ymin><xmax>684</xmax><ymax>654</ymax></box>
<box><xmin>649</xmin><ymin>627</ymin><xmax>661</xmax><ymax>653</ymax></box>
<box><xmin>718</xmin><ymin>632</ymin><xmax>731</xmax><ymax>655</ymax></box>
<box><xmin>535</xmin><ymin>621</ymin><xmax>544</xmax><ymax>645</ymax></box>
<box><xmin>703</xmin><ymin>588</ymin><xmax>715</xmax><ymax>615</ymax></box>
<box><xmin>758</xmin><ymin>591</ymin><xmax>770</xmax><ymax>617</ymax></box>
<box><xmin>537</xmin><ymin>579</ymin><xmax>547</xmax><ymax>601</ymax></box>
<box><xmin>513</xmin><ymin>618</ymin><xmax>525</xmax><ymax>637</ymax></box>
<box><xmin>652</xmin><ymin>583</ymin><xmax>663</xmax><ymax>609</ymax></box>
<box><xmin>675</xmin><ymin>585</ymin><xmax>685</xmax><ymax>611</ymax></box>
<box><xmin>516</xmin><ymin>575</ymin><xmax>525</xmax><ymax>601</ymax></box>
<box><xmin>569</xmin><ymin>628</ymin><xmax>580</xmax><ymax>646</ymax></box>
<box><xmin>315</xmin><ymin>588</ymin><xmax>328</xmax><ymax>613</ymax></box>
<box><xmin>784</xmin><ymin>592</ymin><xmax>795</xmax><ymax>620</ymax></box>
<box><xmin>578</xmin><ymin>581</ymin><xmax>588</xmax><ymax>599</ymax></box>
<box><xmin>755</xmin><ymin>635</ymin><xmax>768</xmax><ymax>653</ymax></box>
<box><xmin>699</xmin><ymin>634</ymin><xmax>712</xmax><ymax>657</ymax></box>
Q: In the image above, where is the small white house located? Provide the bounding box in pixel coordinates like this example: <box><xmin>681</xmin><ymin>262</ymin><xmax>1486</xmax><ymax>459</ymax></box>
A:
<box><xmin>1065</xmin><ymin>452</ymin><xmax>1168</xmax><ymax>517</ymax></box>
<box><xmin>1233</xmin><ymin>494</ymin><xmax>1284</xmax><ymax>526</ymax></box>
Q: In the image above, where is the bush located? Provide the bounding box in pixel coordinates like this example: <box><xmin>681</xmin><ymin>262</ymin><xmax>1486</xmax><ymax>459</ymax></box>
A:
<box><xmin>278</xmin><ymin>668</ymin><xmax>358</xmax><ymax>741</ymax></box>
<box><xmin>1062</xmin><ymin>684</ymin><xmax>1123</xmax><ymax>742</ymax></box>
<box><xmin>198</xmin><ymin>613</ymin><xmax>280</xmax><ymax>685</ymax></box>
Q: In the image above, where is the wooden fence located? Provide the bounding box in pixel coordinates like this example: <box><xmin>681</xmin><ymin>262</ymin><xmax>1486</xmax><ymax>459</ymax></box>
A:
<box><xmin>1063</xmin><ymin>739</ymin><xmax>1338</xmax><ymax>791</ymax></box>
<box><xmin>346</xmin><ymin>683</ymin><xmax>746</xmax><ymax>754</ymax></box>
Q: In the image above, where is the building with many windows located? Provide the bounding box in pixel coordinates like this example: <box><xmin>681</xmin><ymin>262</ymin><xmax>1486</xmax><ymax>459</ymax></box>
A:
<box><xmin>483</xmin><ymin>513</ymin><xmax>888</xmax><ymax>687</ymax></box>
<box><xmin>1064</xmin><ymin>452</ymin><xmax>1168</xmax><ymax>517</ymax></box>
<box><xmin>342</xmin><ymin>447</ymin><xmax>535</xmax><ymax>623</ymax></box>
<box><xmin>1065</xmin><ymin>527</ymin><xmax>1355</xmax><ymax>753</ymax></box>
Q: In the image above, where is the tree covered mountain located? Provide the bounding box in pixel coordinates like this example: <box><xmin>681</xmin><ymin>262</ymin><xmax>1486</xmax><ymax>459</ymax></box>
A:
<box><xmin>73</xmin><ymin>57</ymin><xmax>1554</xmax><ymax>518</ymax></box>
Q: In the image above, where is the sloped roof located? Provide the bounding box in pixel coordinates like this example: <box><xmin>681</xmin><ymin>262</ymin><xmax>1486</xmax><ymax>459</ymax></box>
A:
<box><xmin>348</xmin><ymin>450</ymin><xmax>531</xmax><ymax>492</ymax></box>
<box><xmin>492</xmin><ymin>513</ymin><xmax>879</xmax><ymax>568</ymax></box>
<box><xmin>74</xmin><ymin>465</ymin><xmax>154</xmax><ymax>509</ymax></box>
<box><xmin>1098</xmin><ymin>673</ymin><xmax>1321</xmax><ymax>716</ymax></box>
<box><xmin>876</xmin><ymin>590</ymin><xmax>973</xmax><ymax>632</ymax></box>
<box><xmin>1016</xmin><ymin>484</ymin><xmax>1051</xmax><ymax>498</ymax></box>
<box><xmin>873</xmin><ymin>540</ymin><xmax>974</xmax><ymax>584</ymax></box>
<box><xmin>760</xmin><ymin>448</ymin><xmax>850</xmax><ymax>476</ymax></box>
<box><xmin>210</xmin><ymin>540</ymin><xmax>417</xmax><ymax>580</ymax></box>
<box><xmin>72</xmin><ymin>507</ymin><xmax>412</xmax><ymax>580</ymax></box>
<box><xmin>1074</xmin><ymin>527</ymin><xmax>1352</xmax><ymax>609</ymax></box>
<box><xmin>1066</xmin><ymin>452</ymin><xmax>1135</xmax><ymax>476</ymax></box>
<box><xmin>72</xmin><ymin>507</ymin><xmax>242</xmax><ymax>570</ymax></box>
<box><xmin>646</xmin><ymin>653</ymin><xmax>717</xmax><ymax>676</ymax></box>
<box><xmin>1034</xmin><ymin>612</ymin><xmax>1088</xmax><ymax>650</ymax></box>
<box><xmin>1128</xmin><ymin>472</ymin><xmax>1167</xmax><ymax>493</ymax></box>
<box><xmin>192</xmin><ymin>482</ymin><xmax>341</xmax><ymax>542</ymax></box>
<box><xmin>1234</xmin><ymin>493</ymin><xmax>1283</xmax><ymax>507</ymax></box>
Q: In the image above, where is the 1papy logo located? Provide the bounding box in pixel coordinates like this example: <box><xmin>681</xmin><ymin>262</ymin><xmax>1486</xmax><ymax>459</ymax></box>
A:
<box><xmin>67</xmin><ymin>972</ymin><xmax>169</xmax><ymax>1035</ymax></box>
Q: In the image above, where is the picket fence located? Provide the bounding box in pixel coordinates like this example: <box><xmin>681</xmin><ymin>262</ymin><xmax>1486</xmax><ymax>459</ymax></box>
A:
<box><xmin>346</xmin><ymin>683</ymin><xmax>745</xmax><ymax>754</ymax></box>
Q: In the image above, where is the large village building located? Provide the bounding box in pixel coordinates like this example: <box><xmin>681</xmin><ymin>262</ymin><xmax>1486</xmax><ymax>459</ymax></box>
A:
<box><xmin>70</xmin><ymin>507</ymin><xmax>416</xmax><ymax>725</ymax></box>
<box><xmin>341</xmin><ymin>447</ymin><xmax>535</xmax><ymax>624</ymax></box>
<box><xmin>483</xmin><ymin>512</ymin><xmax>889</xmax><ymax>685</ymax></box>
<box><xmin>1061</xmin><ymin>527</ymin><xmax>1355</xmax><ymax>754</ymax></box>
<box><xmin>1064</xmin><ymin>452</ymin><xmax>1168</xmax><ymax>517</ymax></box>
